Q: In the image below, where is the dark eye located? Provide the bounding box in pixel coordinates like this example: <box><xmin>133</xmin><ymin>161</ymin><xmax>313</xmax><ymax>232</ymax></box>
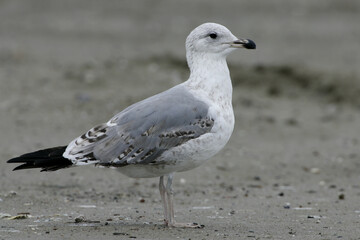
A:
<box><xmin>209</xmin><ymin>33</ymin><xmax>217</xmax><ymax>39</ymax></box>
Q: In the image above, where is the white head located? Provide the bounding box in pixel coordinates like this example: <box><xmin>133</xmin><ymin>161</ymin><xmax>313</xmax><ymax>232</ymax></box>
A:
<box><xmin>186</xmin><ymin>23</ymin><xmax>255</xmax><ymax>68</ymax></box>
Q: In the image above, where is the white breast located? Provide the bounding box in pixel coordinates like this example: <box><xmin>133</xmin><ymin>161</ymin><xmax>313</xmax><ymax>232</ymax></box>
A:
<box><xmin>165</xmin><ymin>79</ymin><xmax>235</xmax><ymax>171</ymax></box>
<box><xmin>118</xmin><ymin>76</ymin><xmax>235</xmax><ymax>178</ymax></box>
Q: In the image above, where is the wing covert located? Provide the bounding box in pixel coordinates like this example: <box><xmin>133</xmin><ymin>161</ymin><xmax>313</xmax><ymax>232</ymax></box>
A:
<box><xmin>63</xmin><ymin>85</ymin><xmax>214</xmax><ymax>167</ymax></box>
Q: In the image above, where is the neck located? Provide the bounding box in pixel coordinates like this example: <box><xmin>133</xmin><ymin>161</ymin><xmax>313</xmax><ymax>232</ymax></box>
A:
<box><xmin>184</xmin><ymin>52</ymin><xmax>233</xmax><ymax>103</ymax></box>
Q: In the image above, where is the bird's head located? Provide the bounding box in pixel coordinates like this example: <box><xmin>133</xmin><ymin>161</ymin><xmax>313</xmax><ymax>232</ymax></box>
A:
<box><xmin>186</xmin><ymin>23</ymin><xmax>256</xmax><ymax>58</ymax></box>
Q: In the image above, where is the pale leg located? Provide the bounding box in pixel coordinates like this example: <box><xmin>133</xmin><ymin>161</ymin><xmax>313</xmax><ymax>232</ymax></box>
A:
<box><xmin>158</xmin><ymin>173</ymin><xmax>204</xmax><ymax>228</ymax></box>
<box><xmin>165</xmin><ymin>173</ymin><xmax>175</xmax><ymax>225</ymax></box>
<box><xmin>159</xmin><ymin>176</ymin><xmax>169</xmax><ymax>225</ymax></box>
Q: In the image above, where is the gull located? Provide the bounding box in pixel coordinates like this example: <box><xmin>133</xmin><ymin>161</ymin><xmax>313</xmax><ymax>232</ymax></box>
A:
<box><xmin>7</xmin><ymin>23</ymin><xmax>255</xmax><ymax>228</ymax></box>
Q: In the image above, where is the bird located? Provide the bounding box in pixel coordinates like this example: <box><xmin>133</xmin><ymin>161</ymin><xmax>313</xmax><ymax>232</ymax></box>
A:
<box><xmin>7</xmin><ymin>22</ymin><xmax>255</xmax><ymax>228</ymax></box>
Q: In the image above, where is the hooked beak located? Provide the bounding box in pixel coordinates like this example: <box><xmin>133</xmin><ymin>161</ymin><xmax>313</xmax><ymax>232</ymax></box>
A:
<box><xmin>228</xmin><ymin>38</ymin><xmax>256</xmax><ymax>49</ymax></box>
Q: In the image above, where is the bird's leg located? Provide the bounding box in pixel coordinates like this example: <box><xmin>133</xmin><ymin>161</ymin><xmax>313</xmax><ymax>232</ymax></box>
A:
<box><xmin>164</xmin><ymin>173</ymin><xmax>204</xmax><ymax>228</ymax></box>
<box><xmin>165</xmin><ymin>173</ymin><xmax>175</xmax><ymax>225</ymax></box>
<box><xmin>159</xmin><ymin>176</ymin><xmax>169</xmax><ymax>225</ymax></box>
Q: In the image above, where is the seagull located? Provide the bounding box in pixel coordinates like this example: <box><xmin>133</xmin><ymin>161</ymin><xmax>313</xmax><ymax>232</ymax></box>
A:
<box><xmin>7</xmin><ymin>23</ymin><xmax>255</xmax><ymax>228</ymax></box>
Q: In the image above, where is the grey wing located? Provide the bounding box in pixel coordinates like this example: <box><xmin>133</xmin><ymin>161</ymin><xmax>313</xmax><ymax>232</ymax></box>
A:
<box><xmin>63</xmin><ymin>86</ymin><xmax>214</xmax><ymax>167</ymax></box>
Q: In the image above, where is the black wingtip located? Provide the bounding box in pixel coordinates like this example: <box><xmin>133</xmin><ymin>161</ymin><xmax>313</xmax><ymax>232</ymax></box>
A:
<box><xmin>7</xmin><ymin>146</ymin><xmax>72</xmax><ymax>172</ymax></box>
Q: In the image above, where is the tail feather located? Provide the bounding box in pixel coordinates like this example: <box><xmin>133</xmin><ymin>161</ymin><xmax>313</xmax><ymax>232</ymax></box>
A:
<box><xmin>7</xmin><ymin>146</ymin><xmax>73</xmax><ymax>172</ymax></box>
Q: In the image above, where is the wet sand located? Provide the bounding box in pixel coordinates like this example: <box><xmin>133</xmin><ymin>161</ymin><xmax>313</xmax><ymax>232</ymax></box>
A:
<box><xmin>1</xmin><ymin>1</ymin><xmax>360</xmax><ymax>239</ymax></box>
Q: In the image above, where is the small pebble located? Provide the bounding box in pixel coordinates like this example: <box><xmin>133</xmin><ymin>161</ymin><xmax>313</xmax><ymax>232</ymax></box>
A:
<box><xmin>310</xmin><ymin>168</ymin><xmax>320</xmax><ymax>174</ymax></box>
<box><xmin>338</xmin><ymin>194</ymin><xmax>345</xmax><ymax>200</ymax></box>
<box><xmin>75</xmin><ymin>216</ymin><xmax>85</xmax><ymax>223</ymax></box>
<box><xmin>253</xmin><ymin>176</ymin><xmax>261</xmax><ymax>181</ymax></box>
<box><xmin>283</xmin><ymin>203</ymin><xmax>291</xmax><ymax>209</ymax></box>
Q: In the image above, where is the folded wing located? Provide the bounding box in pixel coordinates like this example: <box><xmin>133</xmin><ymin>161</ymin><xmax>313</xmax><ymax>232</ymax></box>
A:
<box><xmin>63</xmin><ymin>85</ymin><xmax>214</xmax><ymax>167</ymax></box>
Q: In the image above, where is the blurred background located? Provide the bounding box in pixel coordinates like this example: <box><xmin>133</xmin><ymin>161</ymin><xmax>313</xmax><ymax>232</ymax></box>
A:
<box><xmin>1</xmin><ymin>1</ymin><xmax>360</xmax><ymax>239</ymax></box>
<box><xmin>0</xmin><ymin>0</ymin><xmax>359</xmax><ymax>73</ymax></box>
<box><xmin>1</xmin><ymin>0</ymin><xmax>359</xmax><ymax>154</ymax></box>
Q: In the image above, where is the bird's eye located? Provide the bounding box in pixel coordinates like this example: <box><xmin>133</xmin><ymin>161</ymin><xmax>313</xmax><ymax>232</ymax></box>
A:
<box><xmin>209</xmin><ymin>33</ymin><xmax>217</xmax><ymax>39</ymax></box>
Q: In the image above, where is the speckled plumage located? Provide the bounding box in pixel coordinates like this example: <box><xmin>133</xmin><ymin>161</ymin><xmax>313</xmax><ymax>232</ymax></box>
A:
<box><xmin>63</xmin><ymin>85</ymin><xmax>215</xmax><ymax>175</ymax></box>
<box><xmin>8</xmin><ymin>23</ymin><xmax>255</xmax><ymax>227</ymax></box>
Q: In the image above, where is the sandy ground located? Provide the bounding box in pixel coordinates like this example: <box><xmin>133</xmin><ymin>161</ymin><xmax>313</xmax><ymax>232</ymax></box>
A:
<box><xmin>1</xmin><ymin>1</ymin><xmax>360</xmax><ymax>239</ymax></box>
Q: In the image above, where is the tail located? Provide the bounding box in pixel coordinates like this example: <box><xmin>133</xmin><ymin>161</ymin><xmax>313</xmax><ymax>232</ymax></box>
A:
<box><xmin>7</xmin><ymin>146</ymin><xmax>73</xmax><ymax>172</ymax></box>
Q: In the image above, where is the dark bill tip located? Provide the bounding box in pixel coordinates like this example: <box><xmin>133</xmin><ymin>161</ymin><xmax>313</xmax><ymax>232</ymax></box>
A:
<box><xmin>243</xmin><ymin>39</ymin><xmax>256</xmax><ymax>49</ymax></box>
